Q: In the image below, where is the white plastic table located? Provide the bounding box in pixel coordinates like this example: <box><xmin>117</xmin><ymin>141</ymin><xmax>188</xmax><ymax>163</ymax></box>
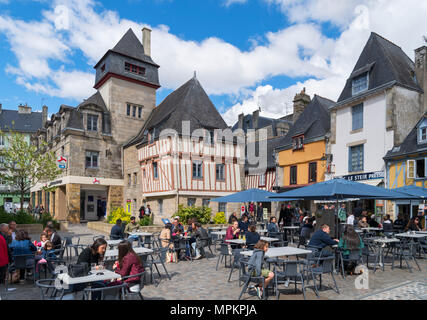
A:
<box><xmin>361</xmin><ymin>227</ymin><xmax>383</xmax><ymax>232</ymax></box>
<box><xmin>261</xmin><ymin>237</ymin><xmax>279</xmax><ymax>242</ymax></box>
<box><xmin>211</xmin><ymin>231</ymin><xmax>226</xmax><ymax>236</ymax></box>
<box><xmin>57</xmin><ymin>269</ymin><xmax>122</xmax><ymax>285</ymax></box>
<box><xmin>129</xmin><ymin>232</ymin><xmax>153</xmax><ymax>237</ymax></box>
<box><xmin>240</xmin><ymin>246</ymin><xmax>312</xmax><ymax>258</ymax></box>
<box><xmin>106</xmin><ymin>240</ymin><xmax>123</xmax><ymax>246</ymax></box>
<box><xmin>395</xmin><ymin>233</ymin><xmax>427</xmax><ymax>239</ymax></box>
<box><xmin>415</xmin><ymin>231</ymin><xmax>427</xmax><ymax>234</ymax></box>
<box><xmin>104</xmin><ymin>247</ymin><xmax>153</xmax><ymax>259</ymax></box>
<box><xmin>256</xmin><ymin>229</ymin><xmax>268</xmax><ymax>234</ymax></box>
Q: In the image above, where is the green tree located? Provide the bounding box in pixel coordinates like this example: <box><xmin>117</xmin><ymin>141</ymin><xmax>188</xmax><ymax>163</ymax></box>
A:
<box><xmin>0</xmin><ymin>130</ymin><xmax>61</xmax><ymax>210</ymax></box>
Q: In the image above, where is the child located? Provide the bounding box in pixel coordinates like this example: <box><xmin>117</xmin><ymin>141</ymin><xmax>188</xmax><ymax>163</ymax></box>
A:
<box><xmin>248</xmin><ymin>240</ymin><xmax>274</xmax><ymax>299</ymax></box>
<box><xmin>36</xmin><ymin>241</ymin><xmax>57</xmax><ymax>275</ymax></box>
<box><xmin>34</xmin><ymin>232</ymin><xmax>48</xmax><ymax>253</ymax></box>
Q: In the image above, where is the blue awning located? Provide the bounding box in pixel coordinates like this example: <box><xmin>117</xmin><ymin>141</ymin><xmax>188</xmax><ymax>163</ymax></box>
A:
<box><xmin>211</xmin><ymin>188</ymin><xmax>291</xmax><ymax>203</ymax></box>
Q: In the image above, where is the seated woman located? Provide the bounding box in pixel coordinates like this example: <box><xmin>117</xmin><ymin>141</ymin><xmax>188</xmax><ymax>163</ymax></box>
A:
<box><xmin>160</xmin><ymin>223</ymin><xmax>175</xmax><ymax>262</ymax></box>
<box><xmin>245</xmin><ymin>225</ymin><xmax>260</xmax><ymax>248</ymax></box>
<box><xmin>300</xmin><ymin>216</ymin><xmax>315</xmax><ymax>243</ymax></box>
<box><xmin>382</xmin><ymin>214</ymin><xmax>394</xmax><ymax>233</ymax></box>
<box><xmin>367</xmin><ymin>214</ymin><xmax>380</xmax><ymax>228</ymax></box>
<box><xmin>77</xmin><ymin>238</ymin><xmax>108</xmax><ymax>266</ymax></box>
<box><xmin>338</xmin><ymin>225</ymin><xmax>364</xmax><ymax>275</ymax></box>
<box><xmin>248</xmin><ymin>240</ymin><xmax>274</xmax><ymax>299</ymax></box>
<box><xmin>9</xmin><ymin>230</ymin><xmax>37</xmax><ymax>283</ymax></box>
<box><xmin>225</xmin><ymin>220</ymin><xmax>240</xmax><ymax>241</ymax></box>
<box><xmin>112</xmin><ymin>240</ymin><xmax>144</xmax><ymax>292</ymax></box>
<box><xmin>405</xmin><ymin>217</ymin><xmax>423</xmax><ymax>232</ymax></box>
<box><xmin>358</xmin><ymin>216</ymin><xmax>369</xmax><ymax>228</ymax></box>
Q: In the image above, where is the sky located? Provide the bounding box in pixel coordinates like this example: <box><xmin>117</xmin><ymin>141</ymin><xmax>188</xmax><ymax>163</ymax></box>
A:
<box><xmin>1</xmin><ymin>0</ymin><xmax>427</xmax><ymax>125</ymax></box>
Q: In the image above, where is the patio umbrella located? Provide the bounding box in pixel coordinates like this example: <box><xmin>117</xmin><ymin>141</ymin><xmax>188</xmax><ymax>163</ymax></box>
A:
<box><xmin>393</xmin><ymin>185</ymin><xmax>427</xmax><ymax>198</ymax></box>
<box><xmin>211</xmin><ymin>188</ymin><xmax>289</xmax><ymax>203</ymax></box>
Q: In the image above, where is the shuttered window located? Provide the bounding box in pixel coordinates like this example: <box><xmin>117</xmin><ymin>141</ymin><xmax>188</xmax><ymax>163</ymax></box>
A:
<box><xmin>352</xmin><ymin>103</ymin><xmax>363</xmax><ymax>130</ymax></box>
<box><xmin>349</xmin><ymin>145</ymin><xmax>364</xmax><ymax>172</ymax></box>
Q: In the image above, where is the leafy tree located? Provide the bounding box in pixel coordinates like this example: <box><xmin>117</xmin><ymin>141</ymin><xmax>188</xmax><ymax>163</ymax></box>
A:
<box><xmin>0</xmin><ymin>130</ymin><xmax>61</xmax><ymax>210</ymax></box>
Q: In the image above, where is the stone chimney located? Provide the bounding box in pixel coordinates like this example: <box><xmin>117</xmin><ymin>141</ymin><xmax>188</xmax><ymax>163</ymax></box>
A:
<box><xmin>42</xmin><ymin>105</ymin><xmax>48</xmax><ymax>126</ymax></box>
<box><xmin>238</xmin><ymin>113</ymin><xmax>244</xmax><ymax>129</ymax></box>
<box><xmin>252</xmin><ymin>109</ymin><xmax>260</xmax><ymax>129</ymax></box>
<box><xmin>415</xmin><ymin>46</ymin><xmax>427</xmax><ymax>113</ymax></box>
<box><xmin>18</xmin><ymin>103</ymin><xmax>32</xmax><ymax>114</ymax></box>
<box><xmin>292</xmin><ymin>88</ymin><xmax>311</xmax><ymax>124</ymax></box>
<box><xmin>142</xmin><ymin>27</ymin><xmax>151</xmax><ymax>57</ymax></box>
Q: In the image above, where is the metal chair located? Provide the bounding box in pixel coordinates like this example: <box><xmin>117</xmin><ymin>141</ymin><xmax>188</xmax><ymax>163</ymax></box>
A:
<box><xmin>338</xmin><ymin>249</ymin><xmax>363</xmax><ymax>278</ymax></box>
<box><xmin>216</xmin><ymin>243</ymin><xmax>232</xmax><ymax>270</ymax></box>
<box><xmin>227</xmin><ymin>249</ymin><xmax>247</xmax><ymax>283</ymax></box>
<box><xmin>121</xmin><ymin>271</ymin><xmax>145</xmax><ymax>300</ymax></box>
<box><xmin>238</xmin><ymin>260</ymin><xmax>267</xmax><ymax>300</ymax></box>
<box><xmin>35</xmin><ymin>279</ymin><xmax>75</xmax><ymax>300</ymax></box>
<box><xmin>361</xmin><ymin>240</ymin><xmax>381</xmax><ymax>272</ymax></box>
<box><xmin>62</xmin><ymin>236</ymin><xmax>85</xmax><ymax>260</ymax></box>
<box><xmin>268</xmin><ymin>232</ymin><xmax>287</xmax><ymax>247</ymax></box>
<box><xmin>83</xmin><ymin>283</ymin><xmax>127</xmax><ymax>300</ymax></box>
<box><xmin>9</xmin><ymin>254</ymin><xmax>36</xmax><ymax>284</ymax></box>
<box><xmin>145</xmin><ymin>247</ymin><xmax>171</xmax><ymax>286</ymax></box>
<box><xmin>274</xmin><ymin>260</ymin><xmax>307</xmax><ymax>300</ymax></box>
<box><xmin>92</xmin><ymin>235</ymin><xmax>106</xmax><ymax>242</ymax></box>
<box><xmin>310</xmin><ymin>256</ymin><xmax>340</xmax><ymax>295</ymax></box>
<box><xmin>391</xmin><ymin>238</ymin><xmax>421</xmax><ymax>273</ymax></box>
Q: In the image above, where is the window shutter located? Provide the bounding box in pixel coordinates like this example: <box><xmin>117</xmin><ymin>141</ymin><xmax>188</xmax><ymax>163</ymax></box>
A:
<box><xmin>407</xmin><ymin>160</ymin><xmax>416</xmax><ymax>179</ymax></box>
<box><xmin>348</xmin><ymin>147</ymin><xmax>352</xmax><ymax>172</ymax></box>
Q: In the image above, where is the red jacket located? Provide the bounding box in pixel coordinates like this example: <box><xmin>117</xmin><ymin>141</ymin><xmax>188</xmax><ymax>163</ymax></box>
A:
<box><xmin>0</xmin><ymin>235</ymin><xmax>9</xmax><ymax>267</ymax></box>
<box><xmin>116</xmin><ymin>253</ymin><xmax>144</xmax><ymax>284</ymax></box>
<box><xmin>225</xmin><ymin>226</ymin><xmax>239</xmax><ymax>241</ymax></box>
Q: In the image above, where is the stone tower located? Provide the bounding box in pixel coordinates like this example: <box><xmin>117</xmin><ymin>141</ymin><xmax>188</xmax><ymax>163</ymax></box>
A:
<box><xmin>93</xmin><ymin>28</ymin><xmax>160</xmax><ymax>145</ymax></box>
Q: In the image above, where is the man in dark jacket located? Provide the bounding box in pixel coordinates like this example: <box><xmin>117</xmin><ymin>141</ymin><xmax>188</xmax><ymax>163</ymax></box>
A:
<box><xmin>193</xmin><ymin>222</ymin><xmax>209</xmax><ymax>259</ymax></box>
<box><xmin>308</xmin><ymin>224</ymin><xmax>338</xmax><ymax>257</ymax></box>
<box><xmin>278</xmin><ymin>204</ymin><xmax>286</xmax><ymax>226</ymax></box>
<box><xmin>110</xmin><ymin>219</ymin><xmax>124</xmax><ymax>240</ymax></box>
<box><xmin>46</xmin><ymin>227</ymin><xmax>62</xmax><ymax>249</ymax></box>
<box><xmin>267</xmin><ymin>217</ymin><xmax>279</xmax><ymax>234</ymax></box>
<box><xmin>257</xmin><ymin>203</ymin><xmax>264</xmax><ymax>222</ymax></box>
<box><xmin>238</xmin><ymin>215</ymin><xmax>250</xmax><ymax>234</ymax></box>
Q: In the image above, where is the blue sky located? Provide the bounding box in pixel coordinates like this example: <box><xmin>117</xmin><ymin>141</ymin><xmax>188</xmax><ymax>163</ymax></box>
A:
<box><xmin>1</xmin><ymin>0</ymin><xmax>427</xmax><ymax>124</ymax></box>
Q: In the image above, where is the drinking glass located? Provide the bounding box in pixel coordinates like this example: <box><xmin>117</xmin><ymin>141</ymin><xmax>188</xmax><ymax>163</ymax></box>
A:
<box><xmin>98</xmin><ymin>262</ymin><xmax>105</xmax><ymax>270</ymax></box>
<box><xmin>91</xmin><ymin>263</ymin><xmax>97</xmax><ymax>271</ymax></box>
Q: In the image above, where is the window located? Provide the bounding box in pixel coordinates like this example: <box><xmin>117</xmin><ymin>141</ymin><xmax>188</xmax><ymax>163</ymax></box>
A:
<box><xmin>416</xmin><ymin>158</ymin><xmax>426</xmax><ymax>178</ymax></box>
<box><xmin>352</xmin><ymin>72</ymin><xmax>369</xmax><ymax>95</ymax></box>
<box><xmin>352</xmin><ymin>104</ymin><xmax>363</xmax><ymax>131</ymax></box>
<box><xmin>158</xmin><ymin>199</ymin><xmax>163</xmax><ymax>214</ymax></box>
<box><xmin>128</xmin><ymin>174</ymin><xmax>131</xmax><ymax>186</ymax></box>
<box><xmin>218</xmin><ymin>202</ymin><xmax>227</xmax><ymax>214</ymax></box>
<box><xmin>124</xmin><ymin>62</ymin><xmax>145</xmax><ymax>76</ymax></box>
<box><xmin>202</xmin><ymin>199</ymin><xmax>210</xmax><ymax>208</ymax></box>
<box><xmin>290</xmin><ymin>166</ymin><xmax>297</xmax><ymax>185</ymax></box>
<box><xmin>349</xmin><ymin>145</ymin><xmax>364</xmax><ymax>172</ymax></box>
<box><xmin>133</xmin><ymin>173</ymin><xmax>138</xmax><ymax>185</ymax></box>
<box><xmin>309</xmin><ymin>162</ymin><xmax>317</xmax><ymax>183</ymax></box>
<box><xmin>206</xmin><ymin>130</ymin><xmax>214</xmax><ymax>145</ymax></box>
<box><xmin>132</xmin><ymin>105</ymin><xmax>136</xmax><ymax>117</ymax></box>
<box><xmin>153</xmin><ymin>162</ymin><xmax>158</xmax><ymax>179</ymax></box>
<box><xmin>87</xmin><ymin>114</ymin><xmax>98</xmax><ymax>131</ymax></box>
<box><xmin>216</xmin><ymin>164</ymin><xmax>225</xmax><ymax>181</ymax></box>
<box><xmin>292</xmin><ymin>136</ymin><xmax>304</xmax><ymax>150</ymax></box>
<box><xmin>138</xmin><ymin>107</ymin><xmax>142</xmax><ymax>119</ymax></box>
<box><xmin>187</xmin><ymin>198</ymin><xmax>196</xmax><ymax>207</ymax></box>
<box><xmin>127</xmin><ymin>104</ymin><xmax>131</xmax><ymax>116</ymax></box>
<box><xmin>407</xmin><ymin>158</ymin><xmax>427</xmax><ymax>179</ymax></box>
<box><xmin>419</xmin><ymin>127</ymin><xmax>427</xmax><ymax>143</ymax></box>
<box><xmin>149</xmin><ymin>128</ymin><xmax>156</xmax><ymax>144</ymax></box>
<box><xmin>259</xmin><ymin>174</ymin><xmax>266</xmax><ymax>186</ymax></box>
<box><xmin>193</xmin><ymin>161</ymin><xmax>203</xmax><ymax>179</ymax></box>
<box><xmin>85</xmin><ymin>151</ymin><xmax>99</xmax><ymax>168</ymax></box>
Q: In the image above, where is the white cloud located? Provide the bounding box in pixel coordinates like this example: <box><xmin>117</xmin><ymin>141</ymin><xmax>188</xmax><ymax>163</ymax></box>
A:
<box><xmin>223</xmin><ymin>0</ymin><xmax>248</xmax><ymax>7</ymax></box>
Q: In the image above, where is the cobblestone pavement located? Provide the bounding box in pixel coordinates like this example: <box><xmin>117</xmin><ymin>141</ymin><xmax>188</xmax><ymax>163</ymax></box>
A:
<box><xmin>2</xmin><ymin>223</ymin><xmax>426</xmax><ymax>300</ymax></box>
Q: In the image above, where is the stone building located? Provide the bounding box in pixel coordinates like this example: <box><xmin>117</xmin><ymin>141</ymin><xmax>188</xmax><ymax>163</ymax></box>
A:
<box><xmin>329</xmin><ymin>32</ymin><xmax>427</xmax><ymax>216</ymax></box>
<box><xmin>30</xmin><ymin>28</ymin><xmax>160</xmax><ymax>222</ymax></box>
<box><xmin>123</xmin><ymin>76</ymin><xmax>244</xmax><ymax>223</ymax></box>
<box><xmin>0</xmin><ymin>103</ymin><xmax>47</xmax><ymax>211</ymax></box>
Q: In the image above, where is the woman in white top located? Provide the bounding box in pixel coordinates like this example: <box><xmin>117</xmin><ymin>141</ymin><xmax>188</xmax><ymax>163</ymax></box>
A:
<box><xmin>346</xmin><ymin>212</ymin><xmax>355</xmax><ymax>226</ymax></box>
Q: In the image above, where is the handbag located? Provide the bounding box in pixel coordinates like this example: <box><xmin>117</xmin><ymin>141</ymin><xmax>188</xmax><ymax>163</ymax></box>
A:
<box><xmin>9</xmin><ymin>269</ymin><xmax>20</xmax><ymax>284</ymax></box>
<box><xmin>68</xmin><ymin>263</ymin><xmax>89</xmax><ymax>278</ymax></box>
<box><xmin>166</xmin><ymin>251</ymin><xmax>177</xmax><ymax>263</ymax></box>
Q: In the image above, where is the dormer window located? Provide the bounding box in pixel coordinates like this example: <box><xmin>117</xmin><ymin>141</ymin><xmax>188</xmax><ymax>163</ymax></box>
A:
<box><xmin>87</xmin><ymin>114</ymin><xmax>98</xmax><ymax>131</ymax></box>
<box><xmin>419</xmin><ymin>126</ymin><xmax>427</xmax><ymax>143</ymax></box>
<box><xmin>292</xmin><ymin>135</ymin><xmax>304</xmax><ymax>150</ymax></box>
<box><xmin>149</xmin><ymin>128</ymin><xmax>156</xmax><ymax>144</ymax></box>
<box><xmin>352</xmin><ymin>72</ymin><xmax>369</xmax><ymax>95</ymax></box>
<box><xmin>124</xmin><ymin>62</ymin><xmax>145</xmax><ymax>76</ymax></box>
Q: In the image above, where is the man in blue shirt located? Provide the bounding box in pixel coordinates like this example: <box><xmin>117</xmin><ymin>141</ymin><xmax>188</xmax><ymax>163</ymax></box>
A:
<box><xmin>267</xmin><ymin>217</ymin><xmax>279</xmax><ymax>234</ymax></box>
<box><xmin>110</xmin><ymin>219</ymin><xmax>124</xmax><ymax>240</ymax></box>
<box><xmin>308</xmin><ymin>224</ymin><xmax>338</xmax><ymax>257</ymax></box>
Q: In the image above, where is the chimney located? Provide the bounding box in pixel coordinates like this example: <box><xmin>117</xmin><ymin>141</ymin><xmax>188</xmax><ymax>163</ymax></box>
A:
<box><xmin>415</xmin><ymin>46</ymin><xmax>427</xmax><ymax>113</ymax></box>
<box><xmin>42</xmin><ymin>105</ymin><xmax>48</xmax><ymax>126</ymax></box>
<box><xmin>238</xmin><ymin>113</ymin><xmax>244</xmax><ymax>129</ymax></box>
<box><xmin>142</xmin><ymin>27</ymin><xmax>151</xmax><ymax>57</ymax></box>
<box><xmin>252</xmin><ymin>109</ymin><xmax>260</xmax><ymax>130</ymax></box>
<box><xmin>292</xmin><ymin>88</ymin><xmax>311</xmax><ymax>124</ymax></box>
<box><xmin>18</xmin><ymin>103</ymin><xmax>32</xmax><ymax>114</ymax></box>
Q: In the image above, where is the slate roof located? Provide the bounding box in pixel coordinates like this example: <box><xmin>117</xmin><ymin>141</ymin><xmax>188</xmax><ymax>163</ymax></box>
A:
<box><xmin>0</xmin><ymin>109</ymin><xmax>43</xmax><ymax>133</ymax></box>
<box><xmin>275</xmin><ymin>95</ymin><xmax>335</xmax><ymax>151</ymax></box>
<box><xmin>94</xmin><ymin>28</ymin><xmax>159</xmax><ymax>68</ymax></box>
<box><xmin>336</xmin><ymin>32</ymin><xmax>422</xmax><ymax>106</ymax></box>
<box><xmin>231</xmin><ymin>114</ymin><xmax>292</xmax><ymax>136</ymax></box>
<box><xmin>384</xmin><ymin>112</ymin><xmax>427</xmax><ymax>159</ymax></box>
<box><xmin>245</xmin><ymin>136</ymin><xmax>283</xmax><ymax>171</ymax></box>
<box><xmin>77</xmin><ymin>91</ymin><xmax>108</xmax><ymax>113</ymax></box>
<box><xmin>126</xmin><ymin>76</ymin><xmax>228</xmax><ymax>147</ymax></box>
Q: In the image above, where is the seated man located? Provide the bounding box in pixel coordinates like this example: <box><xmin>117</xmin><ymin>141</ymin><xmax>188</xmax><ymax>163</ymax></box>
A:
<box><xmin>382</xmin><ymin>214</ymin><xmax>394</xmax><ymax>233</ymax></box>
<box><xmin>46</xmin><ymin>227</ymin><xmax>62</xmax><ymax>250</ymax></box>
<box><xmin>238</xmin><ymin>215</ymin><xmax>250</xmax><ymax>234</ymax></box>
<box><xmin>308</xmin><ymin>224</ymin><xmax>339</xmax><ymax>256</ymax></box>
<box><xmin>267</xmin><ymin>217</ymin><xmax>279</xmax><ymax>234</ymax></box>
<box><xmin>172</xmin><ymin>217</ymin><xmax>184</xmax><ymax>234</ymax></box>
<box><xmin>110</xmin><ymin>219</ymin><xmax>124</xmax><ymax>240</ymax></box>
<box><xmin>124</xmin><ymin>217</ymin><xmax>140</xmax><ymax>243</ymax></box>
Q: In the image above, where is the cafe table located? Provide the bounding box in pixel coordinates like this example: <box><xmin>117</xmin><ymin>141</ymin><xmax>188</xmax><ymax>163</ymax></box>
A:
<box><xmin>395</xmin><ymin>232</ymin><xmax>427</xmax><ymax>259</ymax></box>
<box><xmin>240</xmin><ymin>246</ymin><xmax>312</xmax><ymax>258</ymax></box>
<box><xmin>372</xmin><ymin>237</ymin><xmax>401</xmax><ymax>271</ymax></box>
<box><xmin>282</xmin><ymin>226</ymin><xmax>300</xmax><ymax>244</ymax></box>
<box><xmin>104</xmin><ymin>247</ymin><xmax>153</xmax><ymax>260</ymax></box>
<box><xmin>56</xmin><ymin>269</ymin><xmax>122</xmax><ymax>286</ymax></box>
<box><xmin>129</xmin><ymin>232</ymin><xmax>153</xmax><ymax>237</ymax></box>
<box><xmin>106</xmin><ymin>240</ymin><xmax>123</xmax><ymax>247</ymax></box>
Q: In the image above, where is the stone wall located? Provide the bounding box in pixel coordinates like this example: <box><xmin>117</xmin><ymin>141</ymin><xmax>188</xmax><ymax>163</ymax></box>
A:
<box><xmin>66</xmin><ymin>184</ymin><xmax>81</xmax><ymax>223</ymax></box>
<box><xmin>123</xmin><ymin>144</ymin><xmax>143</xmax><ymax>216</ymax></box>
<box><xmin>107</xmin><ymin>186</ymin><xmax>124</xmax><ymax>217</ymax></box>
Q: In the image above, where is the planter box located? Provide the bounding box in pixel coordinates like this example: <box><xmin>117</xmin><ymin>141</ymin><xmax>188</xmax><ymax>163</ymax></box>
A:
<box><xmin>17</xmin><ymin>224</ymin><xmax>43</xmax><ymax>235</ymax></box>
